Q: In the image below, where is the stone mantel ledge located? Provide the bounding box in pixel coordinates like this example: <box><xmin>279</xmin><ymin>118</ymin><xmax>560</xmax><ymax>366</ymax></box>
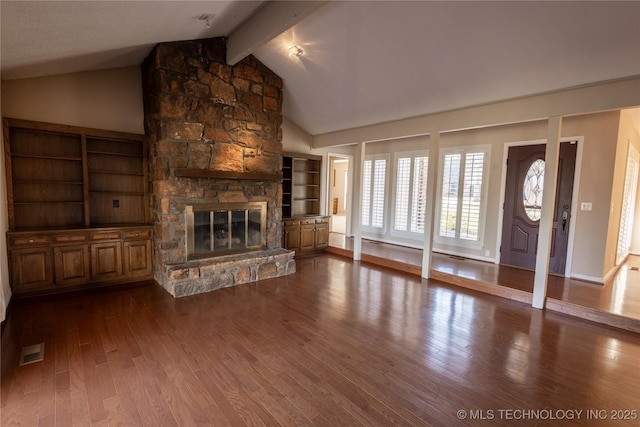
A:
<box><xmin>163</xmin><ymin>248</ymin><xmax>296</xmax><ymax>297</ymax></box>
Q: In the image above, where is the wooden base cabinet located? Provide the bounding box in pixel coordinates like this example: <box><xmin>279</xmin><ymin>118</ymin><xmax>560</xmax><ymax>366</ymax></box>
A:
<box><xmin>283</xmin><ymin>220</ymin><xmax>302</xmax><ymax>250</ymax></box>
<box><xmin>7</xmin><ymin>226</ymin><xmax>152</xmax><ymax>295</ymax></box>
<box><xmin>91</xmin><ymin>242</ymin><xmax>124</xmax><ymax>281</ymax></box>
<box><xmin>300</xmin><ymin>219</ymin><xmax>317</xmax><ymax>251</ymax></box>
<box><xmin>282</xmin><ymin>216</ymin><xmax>329</xmax><ymax>255</ymax></box>
<box><xmin>54</xmin><ymin>245</ymin><xmax>90</xmax><ymax>286</ymax></box>
<box><xmin>10</xmin><ymin>247</ymin><xmax>54</xmax><ymax>292</ymax></box>
<box><xmin>124</xmin><ymin>239</ymin><xmax>152</xmax><ymax>278</ymax></box>
<box><xmin>315</xmin><ymin>219</ymin><xmax>329</xmax><ymax>249</ymax></box>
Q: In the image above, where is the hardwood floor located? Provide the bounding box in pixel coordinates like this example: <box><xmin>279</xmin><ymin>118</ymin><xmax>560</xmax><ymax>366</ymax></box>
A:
<box><xmin>2</xmin><ymin>255</ymin><xmax>640</xmax><ymax>426</ymax></box>
<box><xmin>327</xmin><ymin>235</ymin><xmax>640</xmax><ymax>332</ymax></box>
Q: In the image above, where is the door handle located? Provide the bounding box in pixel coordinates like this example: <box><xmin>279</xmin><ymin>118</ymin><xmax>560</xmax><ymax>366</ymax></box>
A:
<box><xmin>562</xmin><ymin>211</ymin><xmax>568</xmax><ymax>232</ymax></box>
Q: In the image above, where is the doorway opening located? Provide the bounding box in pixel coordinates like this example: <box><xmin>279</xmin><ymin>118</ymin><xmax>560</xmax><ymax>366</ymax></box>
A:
<box><xmin>327</xmin><ymin>154</ymin><xmax>352</xmax><ymax>245</ymax></box>
<box><xmin>500</xmin><ymin>141</ymin><xmax>577</xmax><ymax>275</ymax></box>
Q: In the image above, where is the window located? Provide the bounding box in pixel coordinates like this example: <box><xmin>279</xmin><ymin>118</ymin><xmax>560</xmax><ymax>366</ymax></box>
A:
<box><xmin>394</xmin><ymin>153</ymin><xmax>429</xmax><ymax>234</ymax></box>
<box><xmin>523</xmin><ymin>159</ymin><xmax>545</xmax><ymax>221</ymax></box>
<box><xmin>437</xmin><ymin>146</ymin><xmax>490</xmax><ymax>246</ymax></box>
<box><xmin>362</xmin><ymin>156</ymin><xmax>387</xmax><ymax>229</ymax></box>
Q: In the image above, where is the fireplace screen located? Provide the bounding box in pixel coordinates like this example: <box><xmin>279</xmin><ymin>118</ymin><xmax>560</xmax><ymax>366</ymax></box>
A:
<box><xmin>186</xmin><ymin>202</ymin><xmax>267</xmax><ymax>259</ymax></box>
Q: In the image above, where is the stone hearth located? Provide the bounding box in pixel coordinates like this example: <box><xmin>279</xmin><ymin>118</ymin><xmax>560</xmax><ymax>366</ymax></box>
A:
<box><xmin>165</xmin><ymin>249</ymin><xmax>294</xmax><ymax>297</ymax></box>
<box><xmin>142</xmin><ymin>37</ymin><xmax>295</xmax><ymax>297</ymax></box>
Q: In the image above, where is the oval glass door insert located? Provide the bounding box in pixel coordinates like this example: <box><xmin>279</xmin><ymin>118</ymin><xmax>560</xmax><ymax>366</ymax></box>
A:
<box><xmin>523</xmin><ymin>159</ymin><xmax>545</xmax><ymax>221</ymax></box>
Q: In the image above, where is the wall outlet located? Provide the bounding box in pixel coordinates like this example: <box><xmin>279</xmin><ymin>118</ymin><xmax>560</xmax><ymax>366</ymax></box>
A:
<box><xmin>580</xmin><ymin>202</ymin><xmax>592</xmax><ymax>211</ymax></box>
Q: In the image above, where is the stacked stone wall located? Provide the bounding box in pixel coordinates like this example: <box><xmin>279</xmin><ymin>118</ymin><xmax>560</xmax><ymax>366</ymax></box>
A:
<box><xmin>142</xmin><ymin>37</ymin><xmax>293</xmax><ymax>296</ymax></box>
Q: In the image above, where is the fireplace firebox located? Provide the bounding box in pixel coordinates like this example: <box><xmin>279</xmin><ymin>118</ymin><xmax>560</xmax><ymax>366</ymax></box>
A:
<box><xmin>186</xmin><ymin>202</ymin><xmax>267</xmax><ymax>260</ymax></box>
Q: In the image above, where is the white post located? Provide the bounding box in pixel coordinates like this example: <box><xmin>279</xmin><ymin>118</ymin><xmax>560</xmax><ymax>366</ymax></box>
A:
<box><xmin>352</xmin><ymin>142</ymin><xmax>366</xmax><ymax>260</ymax></box>
<box><xmin>532</xmin><ymin>116</ymin><xmax>563</xmax><ymax>309</ymax></box>
<box><xmin>422</xmin><ymin>132</ymin><xmax>440</xmax><ymax>278</ymax></box>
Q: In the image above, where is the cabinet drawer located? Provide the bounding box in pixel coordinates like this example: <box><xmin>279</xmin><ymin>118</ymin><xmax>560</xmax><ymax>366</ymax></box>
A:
<box><xmin>123</xmin><ymin>229</ymin><xmax>152</xmax><ymax>240</ymax></box>
<box><xmin>283</xmin><ymin>219</ymin><xmax>300</xmax><ymax>226</ymax></box>
<box><xmin>91</xmin><ymin>231</ymin><xmax>121</xmax><ymax>241</ymax></box>
<box><xmin>301</xmin><ymin>219</ymin><xmax>316</xmax><ymax>225</ymax></box>
<box><xmin>10</xmin><ymin>235</ymin><xmax>50</xmax><ymax>247</ymax></box>
<box><xmin>53</xmin><ymin>233</ymin><xmax>88</xmax><ymax>244</ymax></box>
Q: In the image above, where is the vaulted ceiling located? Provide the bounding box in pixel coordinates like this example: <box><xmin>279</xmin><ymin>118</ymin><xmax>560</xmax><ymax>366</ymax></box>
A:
<box><xmin>2</xmin><ymin>1</ymin><xmax>639</xmax><ymax>136</ymax></box>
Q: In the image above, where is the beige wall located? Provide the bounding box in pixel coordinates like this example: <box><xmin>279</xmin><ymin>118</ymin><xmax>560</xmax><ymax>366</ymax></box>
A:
<box><xmin>563</xmin><ymin>112</ymin><xmax>621</xmax><ymax>279</ymax></box>
<box><xmin>633</xmin><ymin>174</ymin><xmax>640</xmax><ymax>255</ymax></box>
<box><xmin>1</xmin><ymin>66</ymin><xmax>144</xmax><ymax>134</ymax></box>
<box><xmin>605</xmin><ymin>113</ymin><xmax>633</xmax><ymax>276</ymax></box>
<box><xmin>0</xmin><ymin>67</ymin><xmax>144</xmax><ymax>319</ymax></box>
<box><xmin>633</xmin><ymin>115</ymin><xmax>640</xmax><ymax>254</ymax></box>
<box><xmin>616</xmin><ymin>109</ymin><xmax>640</xmax><ymax>257</ymax></box>
<box><xmin>282</xmin><ymin>117</ymin><xmax>314</xmax><ymax>154</ymax></box>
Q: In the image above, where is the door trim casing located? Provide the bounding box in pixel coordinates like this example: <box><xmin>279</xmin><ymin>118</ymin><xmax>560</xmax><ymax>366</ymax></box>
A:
<box><xmin>495</xmin><ymin>136</ymin><xmax>584</xmax><ymax>278</ymax></box>
<box><xmin>325</xmin><ymin>152</ymin><xmax>354</xmax><ymax>236</ymax></box>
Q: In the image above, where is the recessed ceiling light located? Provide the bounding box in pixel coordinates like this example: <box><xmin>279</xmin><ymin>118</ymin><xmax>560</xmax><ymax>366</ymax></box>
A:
<box><xmin>288</xmin><ymin>45</ymin><xmax>304</xmax><ymax>58</ymax></box>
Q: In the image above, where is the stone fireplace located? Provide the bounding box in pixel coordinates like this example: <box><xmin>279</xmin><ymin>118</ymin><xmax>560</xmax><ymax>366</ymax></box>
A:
<box><xmin>186</xmin><ymin>202</ymin><xmax>266</xmax><ymax>259</ymax></box>
<box><xmin>142</xmin><ymin>37</ymin><xmax>295</xmax><ymax>297</ymax></box>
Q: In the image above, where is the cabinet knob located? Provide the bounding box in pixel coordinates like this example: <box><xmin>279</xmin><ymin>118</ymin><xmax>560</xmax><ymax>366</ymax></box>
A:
<box><xmin>29</xmin><ymin>239</ymin><xmax>34</xmax><ymax>243</ymax></box>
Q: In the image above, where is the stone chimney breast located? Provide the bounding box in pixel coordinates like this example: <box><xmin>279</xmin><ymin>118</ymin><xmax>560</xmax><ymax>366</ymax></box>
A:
<box><xmin>142</xmin><ymin>37</ymin><xmax>293</xmax><ymax>297</ymax></box>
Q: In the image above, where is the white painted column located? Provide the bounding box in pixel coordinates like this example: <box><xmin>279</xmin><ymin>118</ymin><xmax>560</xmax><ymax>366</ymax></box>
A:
<box><xmin>422</xmin><ymin>132</ymin><xmax>440</xmax><ymax>278</ymax></box>
<box><xmin>352</xmin><ymin>142</ymin><xmax>366</xmax><ymax>260</ymax></box>
<box><xmin>532</xmin><ymin>116</ymin><xmax>563</xmax><ymax>309</ymax></box>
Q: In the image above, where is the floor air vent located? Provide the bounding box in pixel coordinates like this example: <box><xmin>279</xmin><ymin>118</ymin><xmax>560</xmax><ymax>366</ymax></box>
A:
<box><xmin>630</xmin><ymin>266</ymin><xmax>639</xmax><ymax>271</ymax></box>
<box><xmin>19</xmin><ymin>343</ymin><xmax>44</xmax><ymax>366</ymax></box>
<box><xmin>449</xmin><ymin>255</ymin><xmax>466</xmax><ymax>261</ymax></box>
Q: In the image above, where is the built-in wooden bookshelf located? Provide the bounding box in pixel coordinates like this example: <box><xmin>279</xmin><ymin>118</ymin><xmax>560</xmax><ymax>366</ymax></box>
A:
<box><xmin>86</xmin><ymin>136</ymin><xmax>146</xmax><ymax>226</ymax></box>
<box><xmin>282</xmin><ymin>152</ymin><xmax>321</xmax><ymax>218</ymax></box>
<box><xmin>3</xmin><ymin>118</ymin><xmax>152</xmax><ymax>295</ymax></box>
<box><xmin>3</xmin><ymin>118</ymin><xmax>148</xmax><ymax>230</ymax></box>
<box><xmin>282</xmin><ymin>156</ymin><xmax>293</xmax><ymax>218</ymax></box>
<box><xmin>7</xmin><ymin>126</ymin><xmax>85</xmax><ymax>229</ymax></box>
<box><xmin>281</xmin><ymin>152</ymin><xmax>327</xmax><ymax>255</ymax></box>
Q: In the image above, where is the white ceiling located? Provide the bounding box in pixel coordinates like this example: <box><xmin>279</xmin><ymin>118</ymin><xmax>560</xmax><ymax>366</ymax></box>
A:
<box><xmin>2</xmin><ymin>1</ymin><xmax>639</xmax><ymax>136</ymax></box>
<box><xmin>0</xmin><ymin>1</ymin><xmax>264</xmax><ymax>79</ymax></box>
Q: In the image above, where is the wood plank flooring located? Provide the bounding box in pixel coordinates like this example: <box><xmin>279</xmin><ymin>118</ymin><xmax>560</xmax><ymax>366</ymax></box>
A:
<box><xmin>326</xmin><ymin>235</ymin><xmax>640</xmax><ymax>332</ymax></box>
<box><xmin>2</xmin><ymin>255</ymin><xmax>640</xmax><ymax>426</ymax></box>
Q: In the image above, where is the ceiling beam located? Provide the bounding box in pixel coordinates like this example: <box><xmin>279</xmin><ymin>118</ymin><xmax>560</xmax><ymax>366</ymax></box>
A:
<box><xmin>226</xmin><ymin>0</ymin><xmax>326</xmax><ymax>65</ymax></box>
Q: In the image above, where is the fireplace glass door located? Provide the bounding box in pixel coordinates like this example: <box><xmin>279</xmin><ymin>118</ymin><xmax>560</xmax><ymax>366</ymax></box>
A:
<box><xmin>186</xmin><ymin>202</ymin><xmax>267</xmax><ymax>259</ymax></box>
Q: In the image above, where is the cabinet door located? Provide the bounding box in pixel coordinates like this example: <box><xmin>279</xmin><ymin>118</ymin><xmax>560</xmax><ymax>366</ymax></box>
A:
<box><xmin>283</xmin><ymin>225</ymin><xmax>301</xmax><ymax>251</ymax></box>
<box><xmin>10</xmin><ymin>248</ymin><xmax>54</xmax><ymax>292</ymax></box>
<box><xmin>300</xmin><ymin>223</ymin><xmax>316</xmax><ymax>251</ymax></box>
<box><xmin>54</xmin><ymin>245</ymin><xmax>90</xmax><ymax>286</ymax></box>
<box><xmin>91</xmin><ymin>242</ymin><xmax>123</xmax><ymax>281</ymax></box>
<box><xmin>315</xmin><ymin>219</ymin><xmax>329</xmax><ymax>249</ymax></box>
<box><xmin>124</xmin><ymin>239</ymin><xmax>152</xmax><ymax>278</ymax></box>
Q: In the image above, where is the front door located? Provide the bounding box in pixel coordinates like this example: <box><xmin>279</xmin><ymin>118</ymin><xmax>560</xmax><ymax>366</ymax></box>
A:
<box><xmin>500</xmin><ymin>142</ymin><xmax>577</xmax><ymax>275</ymax></box>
